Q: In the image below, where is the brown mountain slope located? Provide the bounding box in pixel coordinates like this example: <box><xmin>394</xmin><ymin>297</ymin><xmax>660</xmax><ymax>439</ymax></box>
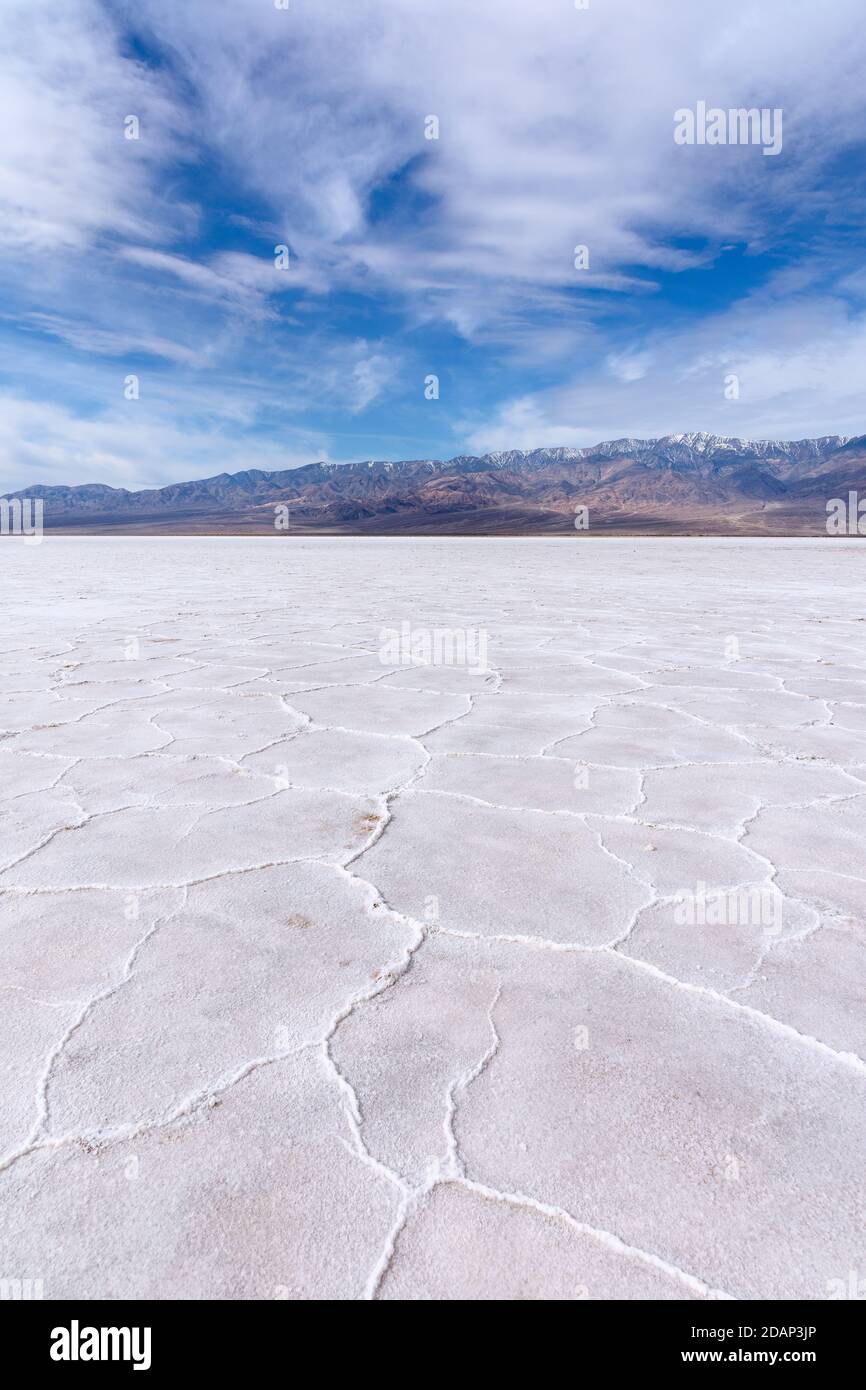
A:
<box><xmin>6</xmin><ymin>433</ymin><xmax>865</xmax><ymax>535</ymax></box>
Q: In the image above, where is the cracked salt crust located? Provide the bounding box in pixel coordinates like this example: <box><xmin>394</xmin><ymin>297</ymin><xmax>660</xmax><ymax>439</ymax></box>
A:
<box><xmin>0</xmin><ymin>536</ymin><xmax>864</xmax><ymax>1300</ymax></box>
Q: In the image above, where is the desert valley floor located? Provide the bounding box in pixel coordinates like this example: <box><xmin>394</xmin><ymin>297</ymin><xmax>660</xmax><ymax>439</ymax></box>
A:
<box><xmin>1</xmin><ymin>536</ymin><xmax>864</xmax><ymax>1301</ymax></box>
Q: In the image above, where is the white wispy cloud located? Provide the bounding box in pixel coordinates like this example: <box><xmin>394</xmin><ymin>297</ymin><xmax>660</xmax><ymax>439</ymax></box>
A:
<box><xmin>7</xmin><ymin>0</ymin><xmax>864</xmax><ymax>314</ymax></box>
<box><xmin>25</xmin><ymin>313</ymin><xmax>204</xmax><ymax>366</ymax></box>
<box><xmin>0</xmin><ymin>0</ymin><xmax>189</xmax><ymax>254</ymax></box>
<box><xmin>0</xmin><ymin>391</ymin><xmax>331</xmax><ymax>492</ymax></box>
<box><xmin>462</xmin><ymin>287</ymin><xmax>866</xmax><ymax>452</ymax></box>
<box><xmin>106</xmin><ymin>0</ymin><xmax>866</xmax><ymax>318</ymax></box>
<box><xmin>0</xmin><ymin>0</ymin><xmax>864</xmax><ymax>489</ymax></box>
<box><xmin>350</xmin><ymin>352</ymin><xmax>398</xmax><ymax>413</ymax></box>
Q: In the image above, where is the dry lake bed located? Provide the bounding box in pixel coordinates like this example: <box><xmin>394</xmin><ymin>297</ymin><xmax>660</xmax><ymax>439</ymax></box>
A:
<box><xmin>1</xmin><ymin>536</ymin><xmax>865</xmax><ymax>1301</ymax></box>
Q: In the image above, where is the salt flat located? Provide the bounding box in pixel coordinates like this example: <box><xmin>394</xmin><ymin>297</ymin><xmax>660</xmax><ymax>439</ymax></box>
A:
<box><xmin>0</xmin><ymin>536</ymin><xmax>865</xmax><ymax>1301</ymax></box>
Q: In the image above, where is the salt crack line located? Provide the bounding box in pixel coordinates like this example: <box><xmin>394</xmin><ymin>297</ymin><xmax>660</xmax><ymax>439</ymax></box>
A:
<box><xmin>443</xmin><ymin>980</ymin><xmax>503</xmax><ymax>1181</ymax></box>
<box><xmin>615</xmin><ymin>948</ymin><xmax>866</xmax><ymax>1076</ymax></box>
<box><xmin>456</xmin><ymin>1177</ymin><xmax>734</xmax><ymax>1301</ymax></box>
<box><xmin>434</xmin><ymin>926</ymin><xmax>866</xmax><ymax>1077</ymax></box>
<box><xmin>0</xmin><ymin>891</ymin><xmax>186</xmax><ymax>1177</ymax></box>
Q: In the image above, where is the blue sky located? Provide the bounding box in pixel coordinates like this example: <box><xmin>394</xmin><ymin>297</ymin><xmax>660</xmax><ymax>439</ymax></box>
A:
<box><xmin>1</xmin><ymin>0</ymin><xmax>865</xmax><ymax>492</ymax></box>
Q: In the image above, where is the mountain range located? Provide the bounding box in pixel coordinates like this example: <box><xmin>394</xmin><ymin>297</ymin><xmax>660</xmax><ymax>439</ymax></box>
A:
<box><xmin>7</xmin><ymin>432</ymin><xmax>866</xmax><ymax>535</ymax></box>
